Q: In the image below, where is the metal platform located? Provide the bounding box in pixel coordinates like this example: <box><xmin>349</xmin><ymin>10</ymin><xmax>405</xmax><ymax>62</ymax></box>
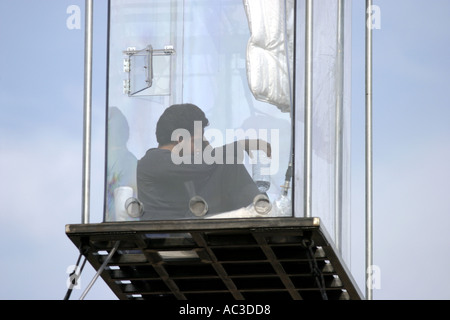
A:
<box><xmin>65</xmin><ymin>217</ymin><xmax>363</xmax><ymax>300</ymax></box>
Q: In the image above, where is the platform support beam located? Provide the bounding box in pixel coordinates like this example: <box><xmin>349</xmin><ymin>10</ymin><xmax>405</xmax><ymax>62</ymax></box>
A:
<box><xmin>79</xmin><ymin>241</ymin><xmax>120</xmax><ymax>300</ymax></box>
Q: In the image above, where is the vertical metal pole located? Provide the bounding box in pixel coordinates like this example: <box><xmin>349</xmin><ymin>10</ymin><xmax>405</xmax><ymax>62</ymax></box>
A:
<box><xmin>82</xmin><ymin>0</ymin><xmax>93</xmax><ymax>224</ymax></box>
<box><xmin>334</xmin><ymin>0</ymin><xmax>345</xmax><ymax>252</ymax></box>
<box><xmin>304</xmin><ymin>0</ymin><xmax>313</xmax><ymax>218</ymax></box>
<box><xmin>365</xmin><ymin>0</ymin><xmax>373</xmax><ymax>300</ymax></box>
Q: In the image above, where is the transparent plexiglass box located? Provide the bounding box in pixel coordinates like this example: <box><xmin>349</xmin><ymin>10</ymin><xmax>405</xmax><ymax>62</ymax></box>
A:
<box><xmin>104</xmin><ymin>0</ymin><xmax>352</xmax><ymax>265</ymax></box>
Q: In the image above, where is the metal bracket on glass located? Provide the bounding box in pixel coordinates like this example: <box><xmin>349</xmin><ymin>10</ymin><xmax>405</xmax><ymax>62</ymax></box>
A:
<box><xmin>123</xmin><ymin>45</ymin><xmax>175</xmax><ymax>96</ymax></box>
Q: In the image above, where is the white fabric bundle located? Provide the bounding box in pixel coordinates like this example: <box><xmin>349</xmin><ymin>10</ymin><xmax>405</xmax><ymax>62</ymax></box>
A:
<box><xmin>243</xmin><ymin>0</ymin><xmax>294</xmax><ymax>112</ymax></box>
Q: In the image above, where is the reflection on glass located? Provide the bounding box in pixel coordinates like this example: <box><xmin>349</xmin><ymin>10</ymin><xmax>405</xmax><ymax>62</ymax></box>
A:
<box><xmin>106</xmin><ymin>107</ymin><xmax>139</xmax><ymax>221</ymax></box>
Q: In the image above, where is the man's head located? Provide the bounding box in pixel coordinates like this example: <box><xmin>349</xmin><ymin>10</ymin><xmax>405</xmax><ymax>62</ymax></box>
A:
<box><xmin>156</xmin><ymin>103</ymin><xmax>209</xmax><ymax>147</ymax></box>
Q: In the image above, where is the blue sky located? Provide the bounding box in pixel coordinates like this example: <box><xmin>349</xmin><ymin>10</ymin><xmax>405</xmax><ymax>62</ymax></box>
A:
<box><xmin>351</xmin><ymin>0</ymin><xmax>450</xmax><ymax>299</ymax></box>
<box><xmin>1</xmin><ymin>0</ymin><xmax>450</xmax><ymax>300</ymax></box>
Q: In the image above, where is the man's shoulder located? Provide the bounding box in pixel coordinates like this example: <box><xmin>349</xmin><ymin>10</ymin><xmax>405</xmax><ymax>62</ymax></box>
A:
<box><xmin>138</xmin><ymin>149</ymin><xmax>172</xmax><ymax>178</ymax></box>
<box><xmin>139</xmin><ymin>148</ymin><xmax>170</xmax><ymax>164</ymax></box>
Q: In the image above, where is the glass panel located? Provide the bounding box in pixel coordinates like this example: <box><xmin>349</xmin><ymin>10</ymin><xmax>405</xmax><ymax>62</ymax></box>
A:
<box><xmin>105</xmin><ymin>0</ymin><xmax>295</xmax><ymax>222</ymax></box>
<box><xmin>293</xmin><ymin>0</ymin><xmax>352</xmax><ymax>265</ymax></box>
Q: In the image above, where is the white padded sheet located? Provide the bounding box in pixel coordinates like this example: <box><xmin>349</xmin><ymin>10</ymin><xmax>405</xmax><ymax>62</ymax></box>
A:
<box><xmin>243</xmin><ymin>0</ymin><xmax>294</xmax><ymax>112</ymax></box>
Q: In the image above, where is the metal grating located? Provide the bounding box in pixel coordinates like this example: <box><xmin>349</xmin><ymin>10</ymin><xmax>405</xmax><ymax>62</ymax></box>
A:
<box><xmin>65</xmin><ymin>217</ymin><xmax>363</xmax><ymax>300</ymax></box>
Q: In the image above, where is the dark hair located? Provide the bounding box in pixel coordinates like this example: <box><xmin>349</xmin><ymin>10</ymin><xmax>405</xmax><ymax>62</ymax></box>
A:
<box><xmin>156</xmin><ymin>103</ymin><xmax>209</xmax><ymax>145</ymax></box>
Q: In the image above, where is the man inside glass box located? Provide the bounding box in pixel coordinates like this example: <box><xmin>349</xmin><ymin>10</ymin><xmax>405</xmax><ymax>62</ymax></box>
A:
<box><xmin>136</xmin><ymin>103</ymin><xmax>271</xmax><ymax>220</ymax></box>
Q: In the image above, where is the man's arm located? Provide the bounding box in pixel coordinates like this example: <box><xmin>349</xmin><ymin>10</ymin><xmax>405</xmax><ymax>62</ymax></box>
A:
<box><xmin>239</xmin><ymin>139</ymin><xmax>272</xmax><ymax>158</ymax></box>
